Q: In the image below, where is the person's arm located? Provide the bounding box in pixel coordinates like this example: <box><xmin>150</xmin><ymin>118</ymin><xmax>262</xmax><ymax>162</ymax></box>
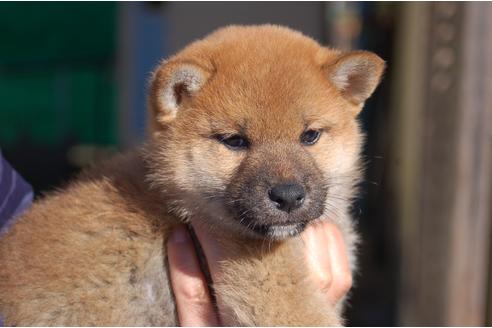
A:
<box><xmin>167</xmin><ymin>221</ymin><xmax>352</xmax><ymax>326</ymax></box>
<box><xmin>0</xmin><ymin>151</ymin><xmax>34</xmax><ymax>235</ymax></box>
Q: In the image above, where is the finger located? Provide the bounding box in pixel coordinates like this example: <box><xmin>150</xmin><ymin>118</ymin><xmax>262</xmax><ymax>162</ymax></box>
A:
<box><xmin>167</xmin><ymin>225</ymin><xmax>219</xmax><ymax>326</ymax></box>
<box><xmin>191</xmin><ymin>222</ymin><xmax>226</xmax><ymax>279</ymax></box>
<box><xmin>322</xmin><ymin>223</ymin><xmax>353</xmax><ymax>304</ymax></box>
<box><xmin>302</xmin><ymin>222</ymin><xmax>333</xmax><ymax>293</ymax></box>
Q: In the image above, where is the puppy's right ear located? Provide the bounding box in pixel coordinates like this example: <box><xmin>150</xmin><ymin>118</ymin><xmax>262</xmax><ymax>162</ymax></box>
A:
<box><xmin>148</xmin><ymin>61</ymin><xmax>212</xmax><ymax>130</ymax></box>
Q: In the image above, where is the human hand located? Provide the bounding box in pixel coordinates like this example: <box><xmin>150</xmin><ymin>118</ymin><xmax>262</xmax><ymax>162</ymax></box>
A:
<box><xmin>166</xmin><ymin>225</ymin><xmax>220</xmax><ymax>326</ymax></box>
<box><xmin>166</xmin><ymin>221</ymin><xmax>352</xmax><ymax>326</ymax></box>
<box><xmin>301</xmin><ymin>222</ymin><xmax>353</xmax><ymax>304</ymax></box>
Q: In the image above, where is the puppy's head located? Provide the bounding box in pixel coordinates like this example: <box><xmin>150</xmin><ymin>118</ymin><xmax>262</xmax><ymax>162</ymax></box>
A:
<box><xmin>146</xmin><ymin>25</ymin><xmax>384</xmax><ymax>240</ymax></box>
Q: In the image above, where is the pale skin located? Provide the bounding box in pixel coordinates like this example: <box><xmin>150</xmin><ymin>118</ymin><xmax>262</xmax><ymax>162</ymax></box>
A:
<box><xmin>167</xmin><ymin>220</ymin><xmax>352</xmax><ymax>326</ymax></box>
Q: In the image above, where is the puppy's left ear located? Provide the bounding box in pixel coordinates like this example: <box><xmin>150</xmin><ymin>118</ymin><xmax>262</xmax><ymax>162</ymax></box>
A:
<box><xmin>324</xmin><ymin>51</ymin><xmax>385</xmax><ymax>107</ymax></box>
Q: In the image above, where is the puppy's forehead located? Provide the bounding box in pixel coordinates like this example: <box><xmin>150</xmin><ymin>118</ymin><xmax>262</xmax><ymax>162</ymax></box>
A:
<box><xmin>195</xmin><ymin>39</ymin><xmax>338</xmax><ymax>135</ymax></box>
<box><xmin>178</xmin><ymin>26</ymin><xmax>346</xmax><ymax>138</ymax></box>
<box><xmin>209</xmin><ymin>30</ymin><xmax>326</xmax><ymax>91</ymax></box>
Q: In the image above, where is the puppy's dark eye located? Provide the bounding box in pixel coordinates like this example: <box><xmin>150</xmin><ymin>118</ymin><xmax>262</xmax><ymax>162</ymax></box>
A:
<box><xmin>216</xmin><ymin>134</ymin><xmax>249</xmax><ymax>150</ymax></box>
<box><xmin>300</xmin><ymin>129</ymin><xmax>322</xmax><ymax>145</ymax></box>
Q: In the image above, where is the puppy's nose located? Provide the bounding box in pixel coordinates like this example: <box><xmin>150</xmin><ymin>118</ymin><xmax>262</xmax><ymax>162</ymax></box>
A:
<box><xmin>268</xmin><ymin>183</ymin><xmax>306</xmax><ymax>213</ymax></box>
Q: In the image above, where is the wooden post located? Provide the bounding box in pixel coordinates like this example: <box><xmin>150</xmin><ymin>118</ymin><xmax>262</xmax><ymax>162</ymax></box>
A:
<box><xmin>393</xmin><ymin>2</ymin><xmax>492</xmax><ymax>325</ymax></box>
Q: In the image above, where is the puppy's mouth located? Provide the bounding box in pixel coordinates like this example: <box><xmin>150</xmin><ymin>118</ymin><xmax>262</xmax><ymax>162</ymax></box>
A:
<box><xmin>246</xmin><ymin>221</ymin><xmax>309</xmax><ymax>240</ymax></box>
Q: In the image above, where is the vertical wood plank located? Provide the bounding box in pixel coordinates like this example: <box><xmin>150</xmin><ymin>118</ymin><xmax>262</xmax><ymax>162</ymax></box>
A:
<box><xmin>447</xmin><ymin>2</ymin><xmax>492</xmax><ymax>325</ymax></box>
<box><xmin>392</xmin><ymin>3</ymin><xmax>429</xmax><ymax>325</ymax></box>
<box><xmin>394</xmin><ymin>2</ymin><xmax>492</xmax><ymax>325</ymax></box>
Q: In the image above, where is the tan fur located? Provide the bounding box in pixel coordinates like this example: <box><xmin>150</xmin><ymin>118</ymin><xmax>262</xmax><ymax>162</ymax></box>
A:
<box><xmin>0</xmin><ymin>25</ymin><xmax>384</xmax><ymax>326</ymax></box>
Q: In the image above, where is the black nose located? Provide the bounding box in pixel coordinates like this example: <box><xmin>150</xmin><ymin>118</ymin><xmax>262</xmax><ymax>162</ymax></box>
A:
<box><xmin>268</xmin><ymin>183</ymin><xmax>306</xmax><ymax>213</ymax></box>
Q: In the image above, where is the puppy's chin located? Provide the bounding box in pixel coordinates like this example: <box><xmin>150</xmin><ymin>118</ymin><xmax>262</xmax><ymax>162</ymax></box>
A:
<box><xmin>234</xmin><ymin>221</ymin><xmax>308</xmax><ymax>240</ymax></box>
<box><xmin>252</xmin><ymin>222</ymin><xmax>308</xmax><ymax>240</ymax></box>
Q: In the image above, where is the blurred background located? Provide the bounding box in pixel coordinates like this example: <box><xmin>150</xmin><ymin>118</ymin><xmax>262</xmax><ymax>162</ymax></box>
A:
<box><xmin>1</xmin><ymin>2</ymin><xmax>492</xmax><ymax>326</ymax></box>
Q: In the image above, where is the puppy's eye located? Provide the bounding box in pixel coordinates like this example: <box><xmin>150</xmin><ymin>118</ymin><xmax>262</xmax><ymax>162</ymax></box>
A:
<box><xmin>300</xmin><ymin>129</ymin><xmax>322</xmax><ymax>145</ymax></box>
<box><xmin>216</xmin><ymin>134</ymin><xmax>249</xmax><ymax>150</ymax></box>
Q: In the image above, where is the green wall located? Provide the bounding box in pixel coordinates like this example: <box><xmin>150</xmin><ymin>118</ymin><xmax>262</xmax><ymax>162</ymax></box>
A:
<box><xmin>0</xmin><ymin>3</ymin><xmax>117</xmax><ymax>147</ymax></box>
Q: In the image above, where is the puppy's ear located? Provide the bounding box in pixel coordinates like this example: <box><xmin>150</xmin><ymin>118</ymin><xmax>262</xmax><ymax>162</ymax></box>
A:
<box><xmin>324</xmin><ymin>51</ymin><xmax>385</xmax><ymax>107</ymax></box>
<box><xmin>148</xmin><ymin>61</ymin><xmax>212</xmax><ymax>130</ymax></box>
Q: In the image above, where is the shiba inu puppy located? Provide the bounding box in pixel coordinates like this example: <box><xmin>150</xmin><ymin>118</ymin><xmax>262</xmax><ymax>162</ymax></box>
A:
<box><xmin>0</xmin><ymin>25</ymin><xmax>384</xmax><ymax>326</ymax></box>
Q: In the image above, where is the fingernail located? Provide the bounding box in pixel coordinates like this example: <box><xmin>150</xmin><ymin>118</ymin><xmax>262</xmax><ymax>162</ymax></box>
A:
<box><xmin>171</xmin><ymin>226</ymin><xmax>189</xmax><ymax>244</ymax></box>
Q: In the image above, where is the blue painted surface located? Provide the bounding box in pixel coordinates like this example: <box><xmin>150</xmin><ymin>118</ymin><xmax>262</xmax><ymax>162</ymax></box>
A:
<box><xmin>129</xmin><ymin>3</ymin><xmax>169</xmax><ymax>141</ymax></box>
